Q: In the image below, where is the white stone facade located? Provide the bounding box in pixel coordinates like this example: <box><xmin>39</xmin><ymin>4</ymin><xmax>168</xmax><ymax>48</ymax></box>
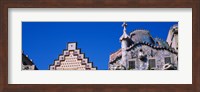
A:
<box><xmin>49</xmin><ymin>43</ymin><xmax>97</xmax><ymax>70</ymax></box>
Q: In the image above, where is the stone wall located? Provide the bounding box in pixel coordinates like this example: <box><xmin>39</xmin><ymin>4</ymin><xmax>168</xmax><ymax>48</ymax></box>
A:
<box><xmin>126</xmin><ymin>45</ymin><xmax>178</xmax><ymax>70</ymax></box>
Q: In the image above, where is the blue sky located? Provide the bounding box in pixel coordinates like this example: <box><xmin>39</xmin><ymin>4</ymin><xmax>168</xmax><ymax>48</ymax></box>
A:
<box><xmin>22</xmin><ymin>22</ymin><xmax>177</xmax><ymax>70</ymax></box>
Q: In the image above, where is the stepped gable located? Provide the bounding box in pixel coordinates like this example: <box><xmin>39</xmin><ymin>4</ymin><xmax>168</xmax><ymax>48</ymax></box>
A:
<box><xmin>49</xmin><ymin>42</ymin><xmax>97</xmax><ymax>70</ymax></box>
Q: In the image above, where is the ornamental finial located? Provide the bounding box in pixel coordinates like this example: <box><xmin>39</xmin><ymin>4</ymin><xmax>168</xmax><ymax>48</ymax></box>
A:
<box><xmin>122</xmin><ymin>22</ymin><xmax>128</xmax><ymax>33</ymax></box>
<box><xmin>120</xmin><ymin>22</ymin><xmax>129</xmax><ymax>41</ymax></box>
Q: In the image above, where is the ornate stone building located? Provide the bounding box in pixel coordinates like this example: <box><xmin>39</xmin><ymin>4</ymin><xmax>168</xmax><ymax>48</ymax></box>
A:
<box><xmin>22</xmin><ymin>53</ymin><xmax>38</xmax><ymax>70</ymax></box>
<box><xmin>49</xmin><ymin>42</ymin><xmax>97</xmax><ymax>70</ymax></box>
<box><xmin>167</xmin><ymin>24</ymin><xmax>178</xmax><ymax>52</ymax></box>
<box><xmin>109</xmin><ymin>22</ymin><xmax>178</xmax><ymax>70</ymax></box>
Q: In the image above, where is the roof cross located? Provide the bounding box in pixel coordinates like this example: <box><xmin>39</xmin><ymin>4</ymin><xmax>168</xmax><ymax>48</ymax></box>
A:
<box><xmin>120</xmin><ymin>22</ymin><xmax>130</xmax><ymax>41</ymax></box>
<box><xmin>122</xmin><ymin>22</ymin><xmax>128</xmax><ymax>33</ymax></box>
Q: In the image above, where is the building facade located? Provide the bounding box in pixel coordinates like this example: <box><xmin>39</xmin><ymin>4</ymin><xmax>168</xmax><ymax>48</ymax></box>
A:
<box><xmin>109</xmin><ymin>22</ymin><xmax>178</xmax><ymax>70</ymax></box>
<box><xmin>167</xmin><ymin>24</ymin><xmax>178</xmax><ymax>51</ymax></box>
<box><xmin>22</xmin><ymin>53</ymin><xmax>38</xmax><ymax>70</ymax></box>
<box><xmin>49</xmin><ymin>42</ymin><xmax>97</xmax><ymax>70</ymax></box>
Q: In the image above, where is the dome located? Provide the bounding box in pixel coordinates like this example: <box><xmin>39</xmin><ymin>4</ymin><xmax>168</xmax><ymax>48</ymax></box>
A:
<box><xmin>130</xmin><ymin>30</ymin><xmax>155</xmax><ymax>45</ymax></box>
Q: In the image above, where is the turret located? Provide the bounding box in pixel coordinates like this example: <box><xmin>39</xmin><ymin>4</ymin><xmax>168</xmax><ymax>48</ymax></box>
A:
<box><xmin>120</xmin><ymin>22</ymin><xmax>130</xmax><ymax>69</ymax></box>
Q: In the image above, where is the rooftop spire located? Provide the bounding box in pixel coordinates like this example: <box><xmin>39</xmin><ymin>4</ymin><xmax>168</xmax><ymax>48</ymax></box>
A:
<box><xmin>122</xmin><ymin>22</ymin><xmax>128</xmax><ymax>33</ymax></box>
<box><xmin>120</xmin><ymin>22</ymin><xmax>129</xmax><ymax>41</ymax></box>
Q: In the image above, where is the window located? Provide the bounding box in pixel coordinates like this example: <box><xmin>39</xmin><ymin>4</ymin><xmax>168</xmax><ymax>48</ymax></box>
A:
<box><xmin>151</xmin><ymin>50</ymin><xmax>153</xmax><ymax>57</ymax></box>
<box><xmin>73</xmin><ymin>51</ymin><xmax>78</xmax><ymax>55</ymax></box>
<box><xmin>60</xmin><ymin>56</ymin><xmax>64</xmax><ymax>60</ymax></box>
<box><xmin>86</xmin><ymin>65</ymin><xmax>90</xmax><ymax>68</ymax></box>
<box><xmin>65</xmin><ymin>52</ymin><xmax>69</xmax><ymax>56</ymax></box>
<box><xmin>129</xmin><ymin>61</ymin><xmax>135</xmax><ymax>69</ymax></box>
<box><xmin>165</xmin><ymin>57</ymin><xmax>171</xmax><ymax>64</ymax></box>
<box><xmin>78</xmin><ymin>56</ymin><xmax>82</xmax><ymax>59</ymax></box>
<box><xmin>56</xmin><ymin>62</ymin><xmax>60</xmax><ymax>65</ymax></box>
<box><xmin>149</xmin><ymin>59</ymin><xmax>156</xmax><ymax>69</ymax></box>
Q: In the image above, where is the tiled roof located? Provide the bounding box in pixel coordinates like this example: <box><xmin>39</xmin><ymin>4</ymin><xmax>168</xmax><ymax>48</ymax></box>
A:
<box><xmin>22</xmin><ymin>53</ymin><xmax>38</xmax><ymax>70</ymax></box>
<box><xmin>154</xmin><ymin>37</ymin><xmax>170</xmax><ymax>48</ymax></box>
<box><xmin>110</xmin><ymin>29</ymin><xmax>178</xmax><ymax>62</ymax></box>
<box><xmin>130</xmin><ymin>29</ymin><xmax>155</xmax><ymax>45</ymax></box>
<box><xmin>109</xmin><ymin>49</ymin><xmax>122</xmax><ymax>63</ymax></box>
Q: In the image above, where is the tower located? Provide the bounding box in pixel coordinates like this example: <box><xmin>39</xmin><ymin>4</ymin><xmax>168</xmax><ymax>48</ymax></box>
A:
<box><xmin>166</xmin><ymin>25</ymin><xmax>178</xmax><ymax>51</ymax></box>
<box><xmin>119</xmin><ymin>22</ymin><xmax>130</xmax><ymax>69</ymax></box>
